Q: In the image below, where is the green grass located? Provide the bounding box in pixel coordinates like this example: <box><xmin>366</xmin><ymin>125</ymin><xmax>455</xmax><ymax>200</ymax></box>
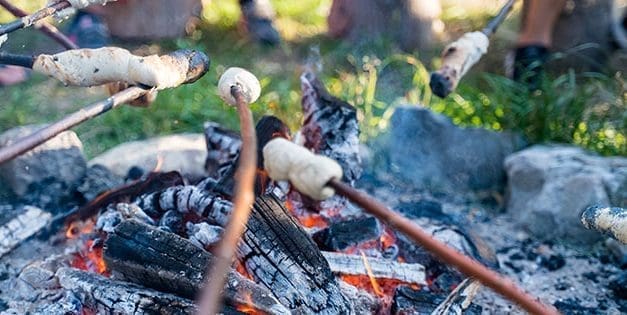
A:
<box><xmin>0</xmin><ymin>0</ymin><xmax>625</xmax><ymax>157</ymax></box>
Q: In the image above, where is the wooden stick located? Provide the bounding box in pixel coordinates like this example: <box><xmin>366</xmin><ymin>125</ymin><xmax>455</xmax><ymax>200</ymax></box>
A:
<box><xmin>0</xmin><ymin>86</ymin><xmax>149</xmax><ymax>165</ymax></box>
<box><xmin>327</xmin><ymin>178</ymin><xmax>559</xmax><ymax>315</ymax></box>
<box><xmin>197</xmin><ymin>85</ymin><xmax>258</xmax><ymax>315</ymax></box>
<box><xmin>0</xmin><ymin>0</ymin><xmax>78</xmax><ymax>49</ymax></box>
<box><xmin>0</xmin><ymin>1</ymin><xmax>70</xmax><ymax>36</ymax></box>
<box><xmin>0</xmin><ymin>52</ymin><xmax>35</xmax><ymax>68</ymax></box>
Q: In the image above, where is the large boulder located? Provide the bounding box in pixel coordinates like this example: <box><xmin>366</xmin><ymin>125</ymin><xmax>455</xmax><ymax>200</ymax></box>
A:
<box><xmin>89</xmin><ymin>133</ymin><xmax>207</xmax><ymax>180</ymax></box>
<box><xmin>505</xmin><ymin>145</ymin><xmax>627</xmax><ymax>244</ymax></box>
<box><xmin>386</xmin><ymin>106</ymin><xmax>525</xmax><ymax>194</ymax></box>
<box><xmin>0</xmin><ymin>125</ymin><xmax>86</xmax><ymax>198</ymax></box>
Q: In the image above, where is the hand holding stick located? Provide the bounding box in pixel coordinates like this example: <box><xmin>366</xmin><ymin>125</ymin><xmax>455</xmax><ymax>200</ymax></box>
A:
<box><xmin>0</xmin><ymin>49</ymin><xmax>210</xmax><ymax>165</ymax></box>
<box><xmin>197</xmin><ymin>68</ymin><xmax>260</xmax><ymax>315</ymax></box>
<box><xmin>262</xmin><ymin>139</ymin><xmax>559</xmax><ymax>314</ymax></box>
<box><xmin>429</xmin><ymin>0</ymin><xmax>517</xmax><ymax>98</ymax></box>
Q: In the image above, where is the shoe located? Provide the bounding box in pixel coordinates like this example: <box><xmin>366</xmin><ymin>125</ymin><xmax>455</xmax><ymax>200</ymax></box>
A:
<box><xmin>512</xmin><ymin>45</ymin><xmax>549</xmax><ymax>91</ymax></box>
<box><xmin>66</xmin><ymin>10</ymin><xmax>110</xmax><ymax>48</ymax></box>
<box><xmin>240</xmin><ymin>0</ymin><xmax>281</xmax><ymax>46</ymax></box>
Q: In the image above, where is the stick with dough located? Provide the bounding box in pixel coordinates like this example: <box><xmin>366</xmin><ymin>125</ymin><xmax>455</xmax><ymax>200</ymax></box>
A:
<box><xmin>32</xmin><ymin>47</ymin><xmax>209</xmax><ymax>90</ymax></box>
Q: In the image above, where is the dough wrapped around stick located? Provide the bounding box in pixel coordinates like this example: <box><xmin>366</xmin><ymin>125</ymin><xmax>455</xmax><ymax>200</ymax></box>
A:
<box><xmin>263</xmin><ymin>138</ymin><xmax>343</xmax><ymax>200</ymax></box>
<box><xmin>50</xmin><ymin>0</ymin><xmax>114</xmax><ymax>9</ymax></box>
<box><xmin>32</xmin><ymin>47</ymin><xmax>208</xmax><ymax>90</ymax></box>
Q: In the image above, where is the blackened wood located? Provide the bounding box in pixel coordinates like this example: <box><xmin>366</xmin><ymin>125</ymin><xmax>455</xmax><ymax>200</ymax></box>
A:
<box><xmin>391</xmin><ymin>285</ymin><xmax>482</xmax><ymax>315</ymax></box>
<box><xmin>103</xmin><ymin>220</ymin><xmax>290</xmax><ymax>315</ymax></box>
<box><xmin>203</xmin><ymin>121</ymin><xmax>241</xmax><ymax>177</ymax></box>
<box><xmin>0</xmin><ymin>206</ymin><xmax>51</xmax><ymax>258</ymax></box>
<box><xmin>56</xmin><ymin>267</ymin><xmax>201</xmax><ymax>315</ymax></box>
<box><xmin>432</xmin><ymin>279</ymin><xmax>482</xmax><ymax>315</ymax></box>
<box><xmin>313</xmin><ymin>216</ymin><xmax>381</xmax><ymax>251</ymax></box>
<box><xmin>321</xmin><ymin>251</ymin><xmax>426</xmax><ymax>285</ymax></box>
<box><xmin>237</xmin><ymin>194</ymin><xmax>354</xmax><ymax>313</ymax></box>
<box><xmin>72</xmin><ymin>171</ymin><xmax>185</xmax><ymax>221</ymax></box>
<box><xmin>300</xmin><ymin>71</ymin><xmax>361</xmax><ymax>184</ymax></box>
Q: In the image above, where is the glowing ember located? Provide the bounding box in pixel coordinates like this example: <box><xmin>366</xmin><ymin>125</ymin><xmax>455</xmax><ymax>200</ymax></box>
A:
<box><xmin>360</xmin><ymin>250</ymin><xmax>383</xmax><ymax>296</ymax></box>
<box><xmin>235</xmin><ymin>292</ymin><xmax>264</xmax><ymax>315</ymax></box>
<box><xmin>71</xmin><ymin>239</ymin><xmax>108</xmax><ymax>275</ymax></box>
<box><xmin>285</xmin><ymin>199</ymin><xmax>328</xmax><ymax>228</ymax></box>
<box><xmin>235</xmin><ymin>260</ymin><xmax>254</xmax><ymax>281</ymax></box>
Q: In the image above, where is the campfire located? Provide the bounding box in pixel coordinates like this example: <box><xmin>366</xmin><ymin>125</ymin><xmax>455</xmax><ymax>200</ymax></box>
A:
<box><xmin>2</xmin><ymin>1</ymin><xmax>624</xmax><ymax>314</ymax></box>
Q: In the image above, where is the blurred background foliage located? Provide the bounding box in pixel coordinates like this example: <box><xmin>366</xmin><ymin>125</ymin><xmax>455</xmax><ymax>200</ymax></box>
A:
<box><xmin>0</xmin><ymin>0</ymin><xmax>625</xmax><ymax>157</ymax></box>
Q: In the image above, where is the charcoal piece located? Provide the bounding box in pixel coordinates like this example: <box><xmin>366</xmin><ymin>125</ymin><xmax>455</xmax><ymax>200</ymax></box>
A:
<box><xmin>203</xmin><ymin>121</ymin><xmax>241</xmax><ymax>177</ymax></box>
<box><xmin>300</xmin><ymin>71</ymin><xmax>362</xmax><ymax>183</ymax></box>
<box><xmin>313</xmin><ymin>217</ymin><xmax>381</xmax><ymax>251</ymax></box>
<box><xmin>610</xmin><ymin>271</ymin><xmax>627</xmax><ymax>299</ymax></box>
<box><xmin>103</xmin><ymin>220</ymin><xmax>290</xmax><ymax>314</ymax></box>
<box><xmin>125</xmin><ymin>166</ymin><xmax>145</xmax><ymax>181</ymax></box>
<box><xmin>554</xmin><ymin>298</ymin><xmax>600</xmax><ymax>315</ymax></box>
<box><xmin>322</xmin><ymin>251</ymin><xmax>426</xmax><ymax>285</ymax></box>
<box><xmin>391</xmin><ymin>286</ymin><xmax>482</xmax><ymax>315</ymax></box>
<box><xmin>539</xmin><ymin>253</ymin><xmax>566</xmax><ymax>271</ymax></box>
<box><xmin>77</xmin><ymin>164</ymin><xmax>123</xmax><ymax>202</ymax></box>
<box><xmin>397</xmin><ymin>200</ymin><xmax>445</xmax><ymax>221</ymax></box>
<box><xmin>237</xmin><ymin>194</ymin><xmax>354</xmax><ymax>313</ymax></box>
<box><xmin>57</xmin><ymin>267</ymin><xmax>199</xmax><ymax>314</ymax></box>
<box><xmin>159</xmin><ymin>210</ymin><xmax>184</xmax><ymax>234</ymax></box>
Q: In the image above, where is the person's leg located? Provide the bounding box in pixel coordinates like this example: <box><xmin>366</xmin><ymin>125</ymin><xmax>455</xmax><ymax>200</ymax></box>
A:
<box><xmin>513</xmin><ymin>0</ymin><xmax>567</xmax><ymax>88</ymax></box>
<box><xmin>239</xmin><ymin>0</ymin><xmax>281</xmax><ymax>45</ymax></box>
<box><xmin>518</xmin><ymin>0</ymin><xmax>567</xmax><ymax>47</ymax></box>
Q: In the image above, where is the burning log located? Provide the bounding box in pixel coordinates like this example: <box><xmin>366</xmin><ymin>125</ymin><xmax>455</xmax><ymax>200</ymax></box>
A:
<box><xmin>322</xmin><ymin>251</ymin><xmax>426</xmax><ymax>286</ymax></box>
<box><xmin>103</xmin><ymin>220</ymin><xmax>290</xmax><ymax>314</ymax></box>
<box><xmin>203</xmin><ymin>122</ymin><xmax>241</xmax><ymax>177</ymax></box>
<box><xmin>0</xmin><ymin>49</ymin><xmax>209</xmax><ymax>165</ymax></box>
<box><xmin>582</xmin><ymin>205</ymin><xmax>627</xmax><ymax>244</ymax></box>
<box><xmin>56</xmin><ymin>267</ymin><xmax>200</xmax><ymax>314</ymax></box>
<box><xmin>237</xmin><ymin>194</ymin><xmax>354</xmax><ymax>313</ymax></box>
<box><xmin>0</xmin><ymin>206</ymin><xmax>52</xmax><ymax>258</ymax></box>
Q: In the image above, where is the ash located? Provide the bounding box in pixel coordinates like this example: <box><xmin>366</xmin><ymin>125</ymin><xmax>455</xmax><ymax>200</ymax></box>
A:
<box><xmin>360</xmin><ymin>171</ymin><xmax>625</xmax><ymax>314</ymax></box>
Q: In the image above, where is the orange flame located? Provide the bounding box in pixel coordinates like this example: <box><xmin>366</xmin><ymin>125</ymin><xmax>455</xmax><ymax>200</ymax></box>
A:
<box><xmin>71</xmin><ymin>239</ymin><xmax>108</xmax><ymax>275</ymax></box>
<box><xmin>66</xmin><ymin>220</ymin><xmax>95</xmax><ymax>239</ymax></box>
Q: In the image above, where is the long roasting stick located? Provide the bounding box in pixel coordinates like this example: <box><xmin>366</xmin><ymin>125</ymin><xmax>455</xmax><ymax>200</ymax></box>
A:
<box><xmin>0</xmin><ymin>1</ymin><xmax>70</xmax><ymax>36</ymax></box>
<box><xmin>197</xmin><ymin>68</ymin><xmax>260</xmax><ymax>315</ymax></box>
<box><xmin>0</xmin><ymin>0</ymin><xmax>78</xmax><ymax>49</ymax></box>
<box><xmin>0</xmin><ymin>49</ymin><xmax>210</xmax><ymax>165</ymax></box>
<box><xmin>327</xmin><ymin>178</ymin><xmax>559</xmax><ymax>315</ymax></box>
<box><xmin>429</xmin><ymin>0</ymin><xmax>517</xmax><ymax>98</ymax></box>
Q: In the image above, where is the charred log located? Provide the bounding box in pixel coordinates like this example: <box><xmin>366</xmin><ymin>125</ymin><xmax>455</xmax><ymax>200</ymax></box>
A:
<box><xmin>56</xmin><ymin>267</ymin><xmax>201</xmax><ymax>315</ymax></box>
<box><xmin>237</xmin><ymin>194</ymin><xmax>354</xmax><ymax>313</ymax></box>
<box><xmin>322</xmin><ymin>251</ymin><xmax>426</xmax><ymax>285</ymax></box>
<box><xmin>103</xmin><ymin>220</ymin><xmax>290</xmax><ymax>314</ymax></box>
<box><xmin>300</xmin><ymin>71</ymin><xmax>361</xmax><ymax>184</ymax></box>
<box><xmin>0</xmin><ymin>205</ymin><xmax>51</xmax><ymax>258</ymax></box>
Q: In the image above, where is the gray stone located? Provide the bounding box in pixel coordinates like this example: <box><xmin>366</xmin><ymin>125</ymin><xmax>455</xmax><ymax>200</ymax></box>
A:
<box><xmin>386</xmin><ymin>105</ymin><xmax>525</xmax><ymax>193</ymax></box>
<box><xmin>0</xmin><ymin>125</ymin><xmax>86</xmax><ymax>197</ymax></box>
<box><xmin>505</xmin><ymin>145</ymin><xmax>627</xmax><ymax>244</ymax></box>
<box><xmin>89</xmin><ymin>133</ymin><xmax>207</xmax><ymax>180</ymax></box>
